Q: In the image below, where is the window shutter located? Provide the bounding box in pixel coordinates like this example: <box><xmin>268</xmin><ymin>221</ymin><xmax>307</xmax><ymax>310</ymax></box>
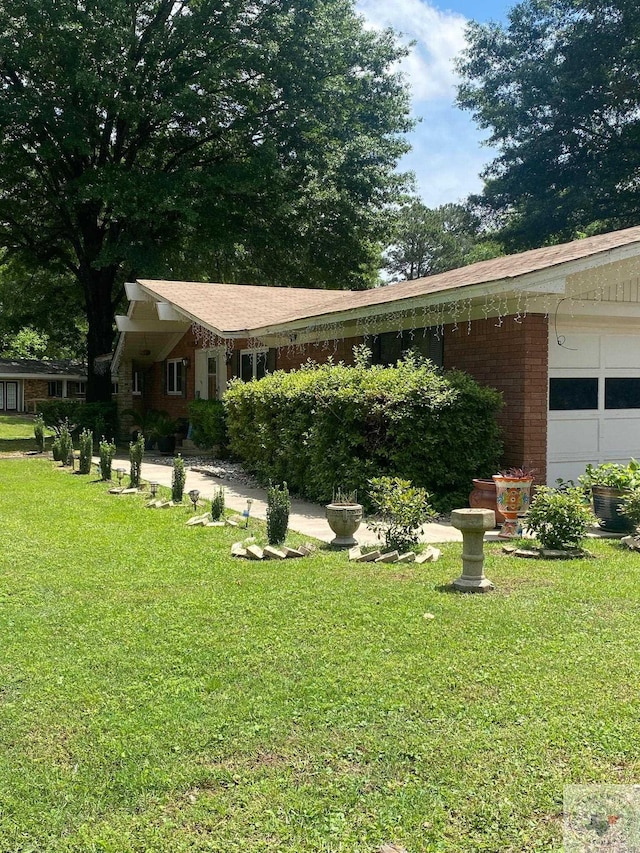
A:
<box><xmin>267</xmin><ymin>348</ymin><xmax>277</xmax><ymax>373</ymax></box>
<box><xmin>162</xmin><ymin>360</ymin><xmax>167</xmax><ymax>395</ymax></box>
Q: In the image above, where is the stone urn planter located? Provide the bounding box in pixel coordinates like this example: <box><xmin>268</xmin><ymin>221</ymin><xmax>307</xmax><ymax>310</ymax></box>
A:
<box><xmin>492</xmin><ymin>470</ymin><xmax>534</xmax><ymax>538</ymax></box>
<box><xmin>469</xmin><ymin>478</ymin><xmax>505</xmax><ymax>526</ymax></box>
<box><xmin>325</xmin><ymin>500</ymin><xmax>363</xmax><ymax>547</ymax></box>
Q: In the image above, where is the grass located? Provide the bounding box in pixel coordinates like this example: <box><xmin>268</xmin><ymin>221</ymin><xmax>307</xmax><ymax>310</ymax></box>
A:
<box><xmin>0</xmin><ymin>413</ymin><xmax>52</xmax><ymax>453</ymax></box>
<box><xmin>1</xmin><ymin>458</ymin><xmax>640</xmax><ymax>851</ymax></box>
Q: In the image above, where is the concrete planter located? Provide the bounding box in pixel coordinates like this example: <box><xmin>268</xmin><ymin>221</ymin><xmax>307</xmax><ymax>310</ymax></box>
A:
<box><xmin>325</xmin><ymin>503</ymin><xmax>363</xmax><ymax>547</ymax></box>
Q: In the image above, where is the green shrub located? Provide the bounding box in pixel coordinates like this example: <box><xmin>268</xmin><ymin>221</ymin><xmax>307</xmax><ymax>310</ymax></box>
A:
<box><xmin>267</xmin><ymin>482</ymin><xmax>290</xmax><ymax>545</ymax></box>
<box><xmin>526</xmin><ymin>486</ymin><xmax>595</xmax><ymax>550</ymax></box>
<box><xmin>172</xmin><ymin>455</ymin><xmax>186</xmax><ymax>503</ymax></box>
<box><xmin>99</xmin><ymin>437</ymin><xmax>116</xmax><ymax>481</ymax></box>
<box><xmin>619</xmin><ymin>491</ymin><xmax>640</xmax><ymax>531</ymax></box>
<box><xmin>368</xmin><ymin>476</ymin><xmax>435</xmax><ymax>553</ymax></box>
<box><xmin>78</xmin><ymin>428</ymin><xmax>93</xmax><ymax>474</ymax></box>
<box><xmin>224</xmin><ymin>354</ymin><xmax>503</xmax><ymax>510</ymax></box>
<box><xmin>578</xmin><ymin>459</ymin><xmax>640</xmax><ymax>491</ymax></box>
<box><xmin>129</xmin><ymin>433</ymin><xmax>144</xmax><ymax>488</ymax></box>
<box><xmin>38</xmin><ymin>400</ymin><xmax>118</xmax><ymax>439</ymax></box>
<box><xmin>211</xmin><ymin>487</ymin><xmax>225</xmax><ymax>521</ymax></box>
<box><xmin>34</xmin><ymin>414</ymin><xmax>46</xmax><ymax>452</ymax></box>
<box><xmin>51</xmin><ymin>437</ymin><xmax>62</xmax><ymax>462</ymax></box>
<box><xmin>187</xmin><ymin>399</ymin><xmax>229</xmax><ymax>455</ymax></box>
<box><xmin>57</xmin><ymin>420</ymin><xmax>74</xmax><ymax>467</ymax></box>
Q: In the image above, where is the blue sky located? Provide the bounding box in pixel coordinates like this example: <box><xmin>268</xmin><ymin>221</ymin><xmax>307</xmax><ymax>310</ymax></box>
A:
<box><xmin>356</xmin><ymin>0</ymin><xmax>514</xmax><ymax>207</ymax></box>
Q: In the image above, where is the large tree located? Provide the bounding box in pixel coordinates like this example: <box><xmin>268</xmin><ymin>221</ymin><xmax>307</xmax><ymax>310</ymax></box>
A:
<box><xmin>457</xmin><ymin>0</ymin><xmax>640</xmax><ymax>249</ymax></box>
<box><xmin>384</xmin><ymin>200</ymin><xmax>502</xmax><ymax>280</ymax></box>
<box><xmin>0</xmin><ymin>0</ymin><xmax>412</xmax><ymax>399</ymax></box>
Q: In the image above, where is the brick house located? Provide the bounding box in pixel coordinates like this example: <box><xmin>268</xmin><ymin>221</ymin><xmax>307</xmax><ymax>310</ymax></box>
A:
<box><xmin>113</xmin><ymin>225</ymin><xmax>640</xmax><ymax>483</ymax></box>
<box><xmin>0</xmin><ymin>359</ymin><xmax>86</xmax><ymax>413</ymax></box>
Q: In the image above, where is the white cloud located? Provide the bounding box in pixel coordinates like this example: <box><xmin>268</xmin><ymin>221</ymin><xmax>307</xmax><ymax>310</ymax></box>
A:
<box><xmin>356</xmin><ymin>0</ymin><xmax>497</xmax><ymax>206</ymax></box>
<box><xmin>356</xmin><ymin>0</ymin><xmax>468</xmax><ymax>102</ymax></box>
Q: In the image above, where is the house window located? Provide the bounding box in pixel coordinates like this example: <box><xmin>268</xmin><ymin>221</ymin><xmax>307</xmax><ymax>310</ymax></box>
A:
<box><xmin>112</xmin><ymin>381</ymin><xmax>119</xmax><ymax>396</ymax></box>
<box><xmin>48</xmin><ymin>380</ymin><xmax>63</xmax><ymax>398</ymax></box>
<box><xmin>240</xmin><ymin>350</ymin><xmax>267</xmax><ymax>382</ymax></box>
<box><xmin>549</xmin><ymin>378</ymin><xmax>599</xmax><ymax>410</ymax></box>
<box><xmin>207</xmin><ymin>356</ymin><xmax>218</xmax><ymax>399</ymax></box>
<box><xmin>167</xmin><ymin>359</ymin><xmax>184</xmax><ymax>394</ymax></box>
<box><xmin>605</xmin><ymin>378</ymin><xmax>640</xmax><ymax>409</ymax></box>
<box><xmin>132</xmin><ymin>370</ymin><xmax>142</xmax><ymax>396</ymax></box>
<box><xmin>68</xmin><ymin>381</ymin><xmax>86</xmax><ymax>397</ymax></box>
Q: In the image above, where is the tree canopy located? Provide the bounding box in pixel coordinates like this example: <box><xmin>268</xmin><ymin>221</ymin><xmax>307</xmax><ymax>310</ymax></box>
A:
<box><xmin>0</xmin><ymin>0</ymin><xmax>412</xmax><ymax>399</ymax></box>
<box><xmin>457</xmin><ymin>0</ymin><xmax>640</xmax><ymax>249</ymax></box>
<box><xmin>384</xmin><ymin>201</ymin><xmax>502</xmax><ymax>280</ymax></box>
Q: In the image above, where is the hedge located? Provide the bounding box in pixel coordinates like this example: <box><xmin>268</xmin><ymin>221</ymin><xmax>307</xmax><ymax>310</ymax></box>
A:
<box><xmin>37</xmin><ymin>400</ymin><xmax>118</xmax><ymax>441</ymax></box>
<box><xmin>224</xmin><ymin>355</ymin><xmax>503</xmax><ymax>510</ymax></box>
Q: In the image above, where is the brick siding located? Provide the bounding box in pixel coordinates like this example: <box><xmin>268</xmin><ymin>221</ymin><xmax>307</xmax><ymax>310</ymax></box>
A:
<box><xmin>443</xmin><ymin>314</ymin><xmax>549</xmax><ymax>481</ymax></box>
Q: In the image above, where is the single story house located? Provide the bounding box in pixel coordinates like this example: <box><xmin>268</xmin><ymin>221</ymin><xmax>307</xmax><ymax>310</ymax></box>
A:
<box><xmin>112</xmin><ymin>225</ymin><xmax>640</xmax><ymax>484</ymax></box>
<box><xmin>0</xmin><ymin>358</ymin><xmax>87</xmax><ymax>413</ymax></box>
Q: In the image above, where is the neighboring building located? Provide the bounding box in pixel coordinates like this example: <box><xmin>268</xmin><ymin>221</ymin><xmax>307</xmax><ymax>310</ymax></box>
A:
<box><xmin>0</xmin><ymin>359</ymin><xmax>87</xmax><ymax>413</ymax></box>
<box><xmin>112</xmin><ymin>225</ymin><xmax>640</xmax><ymax>484</ymax></box>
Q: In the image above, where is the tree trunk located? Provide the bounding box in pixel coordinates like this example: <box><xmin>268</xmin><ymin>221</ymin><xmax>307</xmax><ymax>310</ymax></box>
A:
<box><xmin>80</xmin><ymin>266</ymin><xmax>118</xmax><ymax>403</ymax></box>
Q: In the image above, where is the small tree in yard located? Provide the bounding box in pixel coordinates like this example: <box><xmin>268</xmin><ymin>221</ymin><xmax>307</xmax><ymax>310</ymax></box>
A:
<box><xmin>211</xmin><ymin>488</ymin><xmax>225</xmax><ymax>522</ymax></box>
<box><xmin>526</xmin><ymin>486</ymin><xmax>595</xmax><ymax>551</ymax></box>
<box><xmin>267</xmin><ymin>482</ymin><xmax>290</xmax><ymax>545</ymax></box>
<box><xmin>99</xmin><ymin>437</ymin><xmax>116</xmax><ymax>481</ymax></box>
<box><xmin>78</xmin><ymin>428</ymin><xmax>93</xmax><ymax>475</ymax></box>
<box><xmin>368</xmin><ymin>476</ymin><xmax>435</xmax><ymax>553</ymax></box>
<box><xmin>172</xmin><ymin>456</ymin><xmax>186</xmax><ymax>503</ymax></box>
<box><xmin>33</xmin><ymin>414</ymin><xmax>45</xmax><ymax>452</ymax></box>
<box><xmin>129</xmin><ymin>433</ymin><xmax>144</xmax><ymax>488</ymax></box>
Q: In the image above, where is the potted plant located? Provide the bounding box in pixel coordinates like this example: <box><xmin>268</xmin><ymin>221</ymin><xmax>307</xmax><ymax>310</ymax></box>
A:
<box><xmin>492</xmin><ymin>466</ymin><xmax>535</xmax><ymax>538</ymax></box>
<box><xmin>151</xmin><ymin>414</ymin><xmax>179</xmax><ymax>455</ymax></box>
<box><xmin>121</xmin><ymin>408</ymin><xmax>167</xmax><ymax>450</ymax></box>
<box><xmin>578</xmin><ymin>460</ymin><xmax>640</xmax><ymax>532</ymax></box>
<box><xmin>469</xmin><ymin>478</ymin><xmax>505</xmax><ymax>526</ymax></box>
<box><xmin>325</xmin><ymin>487</ymin><xmax>363</xmax><ymax>547</ymax></box>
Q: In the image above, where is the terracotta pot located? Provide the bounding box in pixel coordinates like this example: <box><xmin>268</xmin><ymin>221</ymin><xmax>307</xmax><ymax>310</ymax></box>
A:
<box><xmin>469</xmin><ymin>478</ymin><xmax>505</xmax><ymax>525</ymax></box>
<box><xmin>325</xmin><ymin>503</ymin><xmax>363</xmax><ymax>547</ymax></box>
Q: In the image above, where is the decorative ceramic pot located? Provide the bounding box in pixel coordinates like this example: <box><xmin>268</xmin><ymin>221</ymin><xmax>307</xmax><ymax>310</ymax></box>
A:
<box><xmin>492</xmin><ymin>475</ymin><xmax>533</xmax><ymax>538</ymax></box>
<box><xmin>469</xmin><ymin>478</ymin><xmax>505</xmax><ymax>525</ymax></box>
<box><xmin>325</xmin><ymin>503</ymin><xmax>363</xmax><ymax>547</ymax></box>
<box><xmin>591</xmin><ymin>485</ymin><xmax>634</xmax><ymax>533</ymax></box>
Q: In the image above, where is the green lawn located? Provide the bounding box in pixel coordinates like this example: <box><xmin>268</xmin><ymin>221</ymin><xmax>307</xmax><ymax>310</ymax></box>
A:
<box><xmin>0</xmin><ymin>413</ymin><xmax>50</xmax><ymax>452</ymax></box>
<box><xmin>1</xmin><ymin>458</ymin><xmax>639</xmax><ymax>852</ymax></box>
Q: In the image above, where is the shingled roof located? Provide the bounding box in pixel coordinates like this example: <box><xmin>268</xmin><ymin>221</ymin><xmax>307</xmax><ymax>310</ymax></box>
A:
<box><xmin>0</xmin><ymin>358</ymin><xmax>86</xmax><ymax>377</ymax></box>
<box><xmin>136</xmin><ymin>225</ymin><xmax>640</xmax><ymax>335</ymax></box>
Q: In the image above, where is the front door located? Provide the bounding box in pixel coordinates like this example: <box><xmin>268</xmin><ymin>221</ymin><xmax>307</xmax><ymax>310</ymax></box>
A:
<box><xmin>0</xmin><ymin>381</ymin><xmax>18</xmax><ymax>411</ymax></box>
<box><xmin>194</xmin><ymin>349</ymin><xmax>223</xmax><ymax>400</ymax></box>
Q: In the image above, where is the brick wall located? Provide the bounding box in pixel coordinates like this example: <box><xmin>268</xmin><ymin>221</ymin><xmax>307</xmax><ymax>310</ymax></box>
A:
<box><xmin>443</xmin><ymin>314</ymin><xmax>549</xmax><ymax>480</ymax></box>
<box><xmin>24</xmin><ymin>379</ymin><xmax>48</xmax><ymax>411</ymax></box>
<box><xmin>142</xmin><ymin>329</ymin><xmax>197</xmax><ymax>421</ymax></box>
<box><xmin>275</xmin><ymin>336</ymin><xmax>362</xmax><ymax>371</ymax></box>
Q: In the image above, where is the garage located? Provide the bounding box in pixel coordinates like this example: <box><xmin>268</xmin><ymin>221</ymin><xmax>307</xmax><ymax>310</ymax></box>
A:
<box><xmin>547</xmin><ymin>324</ymin><xmax>640</xmax><ymax>484</ymax></box>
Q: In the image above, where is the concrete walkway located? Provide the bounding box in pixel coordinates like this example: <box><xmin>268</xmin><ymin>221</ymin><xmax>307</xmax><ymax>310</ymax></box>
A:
<box><xmin>107</xmin><ymin>454</ymin><xmax>478</xmax><ymax>545</ymax></box>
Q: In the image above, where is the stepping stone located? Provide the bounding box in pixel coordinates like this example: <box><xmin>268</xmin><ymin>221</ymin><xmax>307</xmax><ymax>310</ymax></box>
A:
<box><xmin>502</xmin><ymin>544</ymin><xmax>517</xmax><ymax>554</ymax></box>
<box><xmin>226</xmin><ymin>518</ymin><xmax>240</xmax><ymax>527</ymax></box>
<box><xmin>264</xmin><ymin>546</ymin><xmax>287</xmax><ymax>560</ymax></box>
<box><xmin>245</xmin><ymin>545</ymin><xmax>264</xmax><ymax>560</ymax></box>
<box><xmin>352</xmin><ymin>550</ymin><xmax>381</xmax><ymax>563</ymax></box>
<box><xmin>376</xmin><ymin>551</ymin><xmax>399</xmax><ymax>563</ymax></box>
<box><xmin>298</xmin><ymin>542</ymin><xmax>317</xmax><ymax>556</ymax></box>
<box><xmin>282</xmin><ymin>546</ymin><xmax>305</xmax><ymax>558</ymax></box>
<box><xmin>515</xmin><ymin>548</ymin><xmax>539</xmax><ymax>558</ymax></box>
<box><xmin>109</xmin><ymin>487</ymin><xmax>123</xmax><ymax>494</ymax></box>
<box><xmin>121</xmin><ymin>487</ymin><xmax>138</xmax><ymax>494</ymax></box>
<box><xmin>397</xmin><ymin>552</ymin><xmax>416</xmax><ymax>563</ymax></box>
<box><xmin>231</xmin><ymin>542</ymin><xmax>248</xmax><ymax>557</ymax></box>
<box><xmin>207</xmin><ymin>521</ymin><xmax>226</xmax><ymax>527</ymax></box>
<box><xmin>348</xmin><ymin>546</ymin><xmax>362</xmax><ymax>561</ymax></box>
<box><xmin>416</xmin><ymin>546</ymin><xmax>441</xmax><ymax>564</ymax></box>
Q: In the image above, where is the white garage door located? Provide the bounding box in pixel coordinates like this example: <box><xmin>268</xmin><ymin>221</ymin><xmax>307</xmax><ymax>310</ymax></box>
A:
<box><xmin>547</xmin><ymin>330</ymin><xmax>640</xmax><ymax>483</ymax></box>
